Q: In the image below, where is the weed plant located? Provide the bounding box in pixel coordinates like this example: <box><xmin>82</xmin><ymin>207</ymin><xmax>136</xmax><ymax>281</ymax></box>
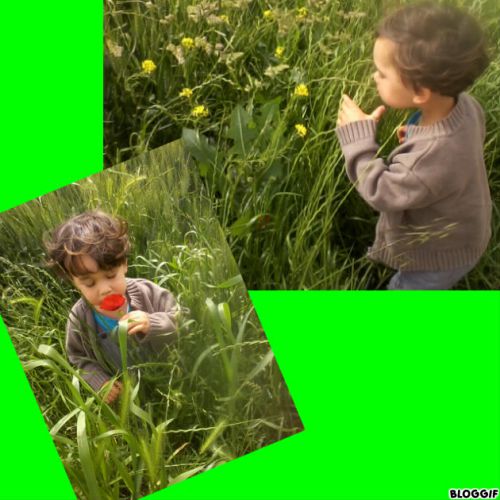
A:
<box><xmin>0</xmin><ymin>141</ymin><xmax>301</xmax><ymax>499</ymax></box>
<box><xmin>105</xmin><ymin>0</ymin><xmax>500</xmax><ymax>289</ymax></box>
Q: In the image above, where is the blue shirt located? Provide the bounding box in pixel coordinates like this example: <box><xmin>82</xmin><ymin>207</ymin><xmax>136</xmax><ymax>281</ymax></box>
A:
<box><xmin>405</xmin><ymin>110</ymin><xmax>422</xmax><ymax>141</ymax></box>
<box><xmin>92</xmin><ymin>304</ymin><xmax>130</xmax><ymax>339</ymax></box>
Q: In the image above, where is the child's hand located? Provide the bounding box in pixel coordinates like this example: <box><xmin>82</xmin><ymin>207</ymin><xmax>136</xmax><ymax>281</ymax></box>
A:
<box><xmin>102</xmin><ymin>380</ymin><xmax>122</xmax><ymax>404</ymax></box>
<box><xmin>121</xmin><ymin>310</ymin><xmax>151</xmax><ymax>335</ymax></box>
<box><xmin>397</xmin><ymin>125</ymin><xmax>408</xmax><ymax>144</ymax></box>
<box><xmin>337</xmin><ymin>94</ymin><xmax>385</xmax><ymax>127</ymax></box>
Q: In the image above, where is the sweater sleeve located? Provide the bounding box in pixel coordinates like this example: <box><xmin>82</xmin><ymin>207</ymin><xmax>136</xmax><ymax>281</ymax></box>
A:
<box><xmin>134</xmin><ymin>280</ymin><xmax>179</xmax><ymax>347</ymax></box>
<box><xmin>66</xmin><ymin>304</ymin><xmax>111</xmax><ymax>391</ymax></box>
<box><xmin>336</xmin><ymin>119</ymin><xmax>437</xmax><ymax>212</ymax></box>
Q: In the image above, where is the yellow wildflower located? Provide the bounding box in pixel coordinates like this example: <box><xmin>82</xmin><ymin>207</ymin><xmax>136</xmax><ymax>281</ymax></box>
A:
<box><xmin>141</xmin><ymin>59</ymin><xmax>157</xmax><ymax>74</ymax></box>
<box><xmin>294</xmin><ymin>84</ymin><xmax>309</xmax><ymax>97</ymax></box>
<box><xmin>179</xmin><ymin>87</ymin><xmax>193</xmax><ymax>98</ymax></box>
<box><xmin>294</xmin><ymin>124</ymin><xmax>307</xmax><ymax>138</ymax></box>
<box><xmin>220</xmin><ymin>14</ymin><xmax>229</xmax><ymax>23</ymax></box>
<box><xmin>263</xmin><ymin>10</ymin><xmax>274</xmax><ymax>20</ymax></box>
<box><xmin>296</xmin><ymin>7</ymin><xmax>308</xmax><ymax>19</ymax></box>
<box><xmin>275</xmin><ymin>46</ymin><xmax>285</xmax><ymax>58</ymax></box>
<box><xmin>181</xmin><ymin>37</ymin><xmax>195</xmax><ymax>49</ymax></box>
<box><xmin>192</xmin><ymin>105</ymin><xmax>209</xmax><ymax>118</ymax></box>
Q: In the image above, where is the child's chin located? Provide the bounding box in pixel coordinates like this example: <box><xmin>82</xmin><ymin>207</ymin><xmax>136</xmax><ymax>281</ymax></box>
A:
<box><xmin>383</xmin><ymin>100</ymin><xmax>410</xmax><ymax>110</ymax></box>
<box><xmin>96</xmin><ymin>306</ymin><xmax>117</xmax><ymax>316</ymax></box>
<box><xmin>378</xmin><ymin>96</ymin><xmax>391</xmax><ymax>107</ymax></box>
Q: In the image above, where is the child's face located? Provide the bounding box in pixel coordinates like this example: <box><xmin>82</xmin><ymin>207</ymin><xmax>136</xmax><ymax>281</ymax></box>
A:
<box><xmin>71</xmin><ymin>254</ymin><xmax>128</xmax><ymax>313</ymax></box>
<box><xmin>372</xmin><ymin>37</ymin><xmax>417</xmax><ymax>109</ymax></box>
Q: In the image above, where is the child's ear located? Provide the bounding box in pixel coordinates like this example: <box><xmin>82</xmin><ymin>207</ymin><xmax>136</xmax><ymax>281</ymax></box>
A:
<box><xmin>412</xmin><ymin>86</ymin><xmax>432</xmax><ymax>106</ymax></box>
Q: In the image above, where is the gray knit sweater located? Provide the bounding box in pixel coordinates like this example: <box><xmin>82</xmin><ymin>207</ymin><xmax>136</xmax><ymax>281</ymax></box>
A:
<box><xmin>335</xmin><ymin>93</ymin><xmax>492</xmax><ymax>271</ymax></box>
<box><xmin>66</xmin><ymin>278</ymin><xmax>178</xmax><ymax>391</ymax></box>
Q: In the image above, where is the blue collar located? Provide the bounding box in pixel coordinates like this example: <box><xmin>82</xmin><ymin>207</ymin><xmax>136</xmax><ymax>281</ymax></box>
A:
<box><xmin>407</xmin><ymin>110</ymin><xmax>422</xmax><ymax>126</ymax></box>
<box><xmin>92</xmin><ymin>303</ymin><xmax>130</xmax><ymax>338</ymax></box>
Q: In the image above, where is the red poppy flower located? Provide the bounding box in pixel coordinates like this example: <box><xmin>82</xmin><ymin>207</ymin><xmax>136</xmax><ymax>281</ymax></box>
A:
<box><xmin>100</xmin><ymin>294</ymin><xmax>126</xmax><ymax>311</ymax></box>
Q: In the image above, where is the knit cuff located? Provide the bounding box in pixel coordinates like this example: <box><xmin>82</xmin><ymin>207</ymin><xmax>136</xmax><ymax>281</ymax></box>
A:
<box><xmin>84</xmin><ymin>370</ymin><xmax>111</xmax><ymax>392</ymax></box>
<box><xmin>335</xmin><ymin>119</ymin><xmax>377</xmax><ymax>146</ymax></box>
<box><xmin>133</xmin><ymin>313</ymin><xmax>177</xmax><ymax>347</ymax></box>
<box><xmin>148</xmin><ymin>312</ymin><xmax>176</xmax><ymax>334</ymax></box>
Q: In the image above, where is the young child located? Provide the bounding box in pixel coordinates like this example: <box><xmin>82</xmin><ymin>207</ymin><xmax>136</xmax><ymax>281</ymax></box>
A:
<box><xmin>335</xmin><ymin>2</ymin><xmax>492</xmax><ymax>290</ymax></box>
<box><xmin>45</xmin><ymin>210</ymin><xmax>179</xmax><ymax>403</ymax></box>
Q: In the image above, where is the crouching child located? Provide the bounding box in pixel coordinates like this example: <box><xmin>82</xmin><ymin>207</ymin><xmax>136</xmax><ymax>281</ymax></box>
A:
<box><xmin>45</xmin><ymin>210</ymin><xmax>179</xmax><ymax>403</ymax></box>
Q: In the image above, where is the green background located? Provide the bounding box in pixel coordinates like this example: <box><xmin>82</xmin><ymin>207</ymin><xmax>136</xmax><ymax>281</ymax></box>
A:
<box><xmin>0</xmin><ymin>3</ymin><xmax>498</xmax><ymax>500</ymax></box>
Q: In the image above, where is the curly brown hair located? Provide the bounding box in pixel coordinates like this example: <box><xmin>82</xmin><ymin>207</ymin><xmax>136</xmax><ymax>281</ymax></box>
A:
<box><xmin>44</xmin><ymin>210</ymin><xmax>130</xmax><ymax>278</ymax></box>
<box><xmin>376</xmin><ymin>2</ymin><xmax>490</xmax><ymax>97</ymax></box>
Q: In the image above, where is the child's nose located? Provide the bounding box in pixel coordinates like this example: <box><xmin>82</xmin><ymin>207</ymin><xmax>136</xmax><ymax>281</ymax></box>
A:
<box><xmin>100</xmin><ymin>282</ymin><xmax>113</xmax><ymax>296</ymax></box>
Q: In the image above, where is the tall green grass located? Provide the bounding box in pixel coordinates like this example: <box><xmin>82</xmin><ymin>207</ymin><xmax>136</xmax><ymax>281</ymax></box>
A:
<box><xmin>0</xmin><ymin>141</ymin><xmax>301</xmax><ymax>499</ymax></box>
<box><xmin>105</xmin><ymin>0</ymin><xmax>500</xmax><ymax>289</ymax></box>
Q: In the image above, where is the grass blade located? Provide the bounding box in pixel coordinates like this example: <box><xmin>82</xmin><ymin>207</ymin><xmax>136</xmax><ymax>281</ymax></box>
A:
<box><xmin>76</xmin><ymin>410</ymin><xmax>101</xmax><ymax>499</ymax></box>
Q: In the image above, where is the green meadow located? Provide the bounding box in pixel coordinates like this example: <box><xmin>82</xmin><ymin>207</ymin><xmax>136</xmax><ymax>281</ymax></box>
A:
<box><xmin>105</xmin><ymin>0</ymin><xmax>500</xmax><ymax>289</ymax></box>
<box><xmin>0</xmin><ymin>142</ymin><xmax>301</xmax><ymax>499</ymax></box>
